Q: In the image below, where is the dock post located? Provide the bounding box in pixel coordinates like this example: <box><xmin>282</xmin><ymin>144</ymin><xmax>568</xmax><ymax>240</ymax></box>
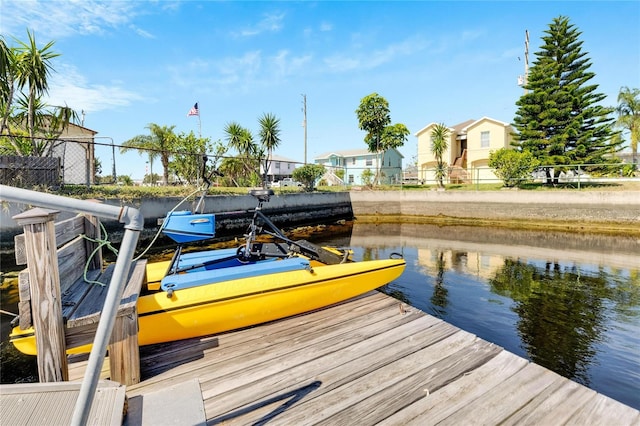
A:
<box><xmin>13</xmin><ymin>208</ymin><xmax>68</xmax><ymax>382</ymax></box>
<box><xmin>83</xmin><ymin>204</ymin><xmax>103</xmax><ymax>270</ymax></box>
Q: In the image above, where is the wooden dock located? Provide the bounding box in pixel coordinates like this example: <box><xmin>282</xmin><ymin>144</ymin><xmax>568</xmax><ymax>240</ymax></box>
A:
<box><xmin>64</xmin><ymin>291</ymin><xmax>639</xmax><ymax>425</ymax></box>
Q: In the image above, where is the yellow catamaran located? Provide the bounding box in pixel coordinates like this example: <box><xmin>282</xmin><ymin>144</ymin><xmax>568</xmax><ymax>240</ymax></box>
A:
<box><xmin>10</xmin><ymin>189</ymin><xmax>405</xmax><ymax>355</ymax></box>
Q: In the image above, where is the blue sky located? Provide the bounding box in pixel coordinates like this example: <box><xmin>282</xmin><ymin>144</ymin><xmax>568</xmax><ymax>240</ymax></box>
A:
<box><xmin>2</xmin><ymin>1</ymin><xmax>639</xmax><ymax>179</ymax></box>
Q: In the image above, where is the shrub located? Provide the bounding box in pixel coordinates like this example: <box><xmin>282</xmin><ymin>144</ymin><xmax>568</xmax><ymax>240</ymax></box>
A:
<box><xmin>292</xmin><ymin>164</ymin><xmax>326</xmax><ymax>191</ymax></box>
<box><xmin>489</xmin><ymin>149</ymin><xmax>540</xmax><ymax>187</ymax></box>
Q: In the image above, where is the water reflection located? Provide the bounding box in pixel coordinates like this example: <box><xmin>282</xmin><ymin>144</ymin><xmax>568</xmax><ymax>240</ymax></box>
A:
<box><xmin>1</xmin><ymin>221</ymin><xmax>639</xmax><ymax>410</ymax></box>
<box><xmin>490</xmin><ymin>259</ymin><xmax>606</xmax><ymax>386</ymax></box>
<box><xmin>430</xmin><ymin>251</ymin><xmax>448</xmax><ymax>317</ymax></box>
<box><xmin>348</xmin><ymin>222</ymin><xmax>640</xmax><ymax>410</ymax></box>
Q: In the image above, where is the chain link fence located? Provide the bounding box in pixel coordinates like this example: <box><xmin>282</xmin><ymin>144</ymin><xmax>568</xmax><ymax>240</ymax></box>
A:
<box><xmin>2</xmin><ymin>132</ymin><xmax>636</xmax><ymax>190</ymax></box>
<box><xmin>0</xmin><ymin>136</ymin><xmax>99</xmax><ymax>189</ymax></box>
<box><xmin>320</xmin><ymin>162</ymin><xmax>638</xmax><ymax>190</ymax></box>
<box><xmin>0</xmin><ymin>136</ymin><xmax>207</xmax><ymax>188</ymax></box>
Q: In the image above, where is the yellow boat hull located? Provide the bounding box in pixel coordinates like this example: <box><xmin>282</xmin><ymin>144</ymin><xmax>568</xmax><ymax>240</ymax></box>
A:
<box><xmin>10</xmin><ymin>257</ymin><xmax>405</xmax><ymax>355</ymax></box>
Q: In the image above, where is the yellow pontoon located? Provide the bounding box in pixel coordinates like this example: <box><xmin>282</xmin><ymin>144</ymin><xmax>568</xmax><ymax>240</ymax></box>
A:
<box><xmin>10</xmin><ymin>189</ymin><xmax>405</xmax><ymax>355</ymax></box>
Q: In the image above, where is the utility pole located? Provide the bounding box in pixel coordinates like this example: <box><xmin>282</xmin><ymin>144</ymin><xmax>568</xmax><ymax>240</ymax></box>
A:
<box><xmin>518</xmin><ymin>30</ymin><xmax>530</xmax><ymax>94</ymax></box>
<box><xmin>301</xmin><ymin>94</ymin><xmax>307</xmax><ymax>164</ymax></box>
<box><xmin>524</xmin><ymin>29</ymin><xmax>529</xmax><ymax>94</ymax></box>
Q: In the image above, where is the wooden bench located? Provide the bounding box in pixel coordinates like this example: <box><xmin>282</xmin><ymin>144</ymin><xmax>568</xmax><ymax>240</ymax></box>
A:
<box><xmin>14</xmin><ymin>210</ymin><xmax>145</xmax><ymax>385</ymax></box>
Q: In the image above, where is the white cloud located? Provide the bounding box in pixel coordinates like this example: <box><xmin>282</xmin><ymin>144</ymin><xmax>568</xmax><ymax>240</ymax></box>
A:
<box><xmin>167</xmin><ymin>47</ymin><xmax>313</xmax><ymax>95</ymax></box>
<box><xmin>130</xmin><ymin>25</ymin><xmax>155</xmax><ymax>39</ymax></box>
<box><xmin>271</xmin><ymin>50</ymin><xmax>312</xmax><ymax>78</ymax></box>
<box><xmin>0</xmin><ymin>0</ymin><xmax>142</xmax><ymax>39</ymax></box>
<box><xmin>45</xmin><ymin>64</ymin><xmax>144</xmax><ymax>112</ymax></box>
<box><xmin>319</xmin><ymin>22</ymin><xmax>333</xmax><ymax>32</ymax></box>
<box><xmin>237</xmin><ymin>12</ymin><xmax>286</xmax><ymax>37</ymax></box>
<box><xmin>324</xmin><ymin>35</ymin><xmax>428</xmax><ymax>73</ymax></box>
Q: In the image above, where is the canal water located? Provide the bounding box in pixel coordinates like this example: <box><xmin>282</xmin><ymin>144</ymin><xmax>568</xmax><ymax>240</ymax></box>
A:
<box><xmin>1</xmin><ymin>222</ymin><xmax>639</xmax><ymax>411</ymax></box>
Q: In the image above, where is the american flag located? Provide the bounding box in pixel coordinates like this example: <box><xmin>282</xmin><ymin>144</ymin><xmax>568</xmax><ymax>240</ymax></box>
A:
<box><xmin>187</xmin><ymin>103</ymin><xmax>199</xmax><ymax>117</ymax></box>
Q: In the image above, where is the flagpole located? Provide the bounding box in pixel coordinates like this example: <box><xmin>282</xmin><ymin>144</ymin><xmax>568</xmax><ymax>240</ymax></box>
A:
<box><xmin>188</xmin><ymin>102</ymin><xmax>201</xmax><ymax>138</ymax></box>
<box><xmin>197</xmin><ymin>100</ymin><xmax>201</xmax><ymax>139</ymax></box>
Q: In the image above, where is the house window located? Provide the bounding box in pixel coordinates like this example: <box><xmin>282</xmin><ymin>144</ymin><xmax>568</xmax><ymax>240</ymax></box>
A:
<box><xmin>481</xmin><ymin>131</ymin><xmax>490</xmax><ymax>148</ymax></box>
<box><xmin>366</xmin><ymin>158</ymin><xmax>372</xmax><ymax>166</ymax></box>
<box><xmin>348</xmin><ymin>174</ymin><xmax>354</xmax><ymax>184</ymax></box>
<box><xmin>275</xmin><ymin>162</ymin><xmax>280</xmax><ymax>169</ymax></box>
<box><xmin>352</xmin><ymin>157</ymin><xmax>356</xmax><ymax>165</ymax></box>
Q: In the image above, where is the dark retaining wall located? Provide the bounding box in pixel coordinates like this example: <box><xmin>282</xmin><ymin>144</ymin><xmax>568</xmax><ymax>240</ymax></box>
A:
<box><xmin>0</xmin><ymin>192</ymin><xmax>354</xmax><ymax>249</ymax></box>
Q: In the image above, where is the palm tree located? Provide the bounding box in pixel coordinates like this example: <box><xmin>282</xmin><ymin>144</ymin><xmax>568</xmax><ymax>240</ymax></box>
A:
<box><xmin>121</xmin><ymin>123</ymin><xmax>176</xmax><ymax>185</ymax></box>
<box><xmin>615</xmin><ymin>86</ymin><xmax>640</xmax><ymax>165</ymax></box>
<box><xmin>0</xmin><ymin>35</ymin><xmax>16</xmax><ymax>136</ymax></box>
<box><xmin>224</xmin><ymin>122</ymin><xmax>258</xmax><ymax>183</ymax></box>
<box><xmin>219</xmin><ymin>157</ymin><xmax>245</xmax><ymax>187</ymax></box>
<box><xmin>258</xmin><ymin>113</ymin><xmax>281</xmax><ymax>187</ymax></box>
<box><xmin>14</xmin><ymin>29</ymin><xmax>60</xmax><ymax>140</ymax></box>
<box><xmin>431</xmin><ymin>123</ymin><xmax>450</xmax><ymax>188</ymax></box>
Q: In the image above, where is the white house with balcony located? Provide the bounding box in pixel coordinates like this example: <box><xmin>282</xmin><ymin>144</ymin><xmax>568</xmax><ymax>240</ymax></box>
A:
<box><xmin>314</xmin><ymin>148</ymin><xmax>404</xmax><ymax>186</ymax></box>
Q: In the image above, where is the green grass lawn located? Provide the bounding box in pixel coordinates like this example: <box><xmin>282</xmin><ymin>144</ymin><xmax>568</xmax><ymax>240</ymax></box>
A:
<box><xmin>48</xmin><ymin>179</ymin><xmax>640</xmax><ymax>200</ymax></box>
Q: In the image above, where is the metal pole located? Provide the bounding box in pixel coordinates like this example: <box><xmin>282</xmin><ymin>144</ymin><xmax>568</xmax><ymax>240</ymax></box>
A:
<box><xmin>578</xmin><ymin>164</ymin><xmax>581</xmax><ymax>190</ymax></box>
<box><xmin>111</xmin><ymin>140</ymin><xmax>117</xmax><ymax>183</ymax></box>
<box><xmin>302</xmin><ymin>94</ymin><xmax>307</xmax><ymax>164</ymax></box>
<box><xmin>0</xmin><ymin>185</ymin><xmax>144</xmax><ymax>426</ymax></box>
<box><xmin>0</xmin><ymin>184</ymin><xmax>128</xmax><ymax>220</ymax></box>
<box><xmin>524</xmin><ymin>30</ymin><xmax>529</xmax><ymax>95</ymax></box>
<box><xmin>71</xmin><ymin>227</ymin><xmax>140</xmax><ymax>426</ymax></box>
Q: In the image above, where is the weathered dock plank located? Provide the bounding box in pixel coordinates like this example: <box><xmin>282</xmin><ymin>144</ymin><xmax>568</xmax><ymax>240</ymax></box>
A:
<box><xmin>204</xmin><ymin>315</ymin><xmax>450</xmax><ymax>423</ymax></box>
<box><xmin>0</xmin><ymin>381</ymin><xmax>125</xmax><ymax>426</ymax></box>
<box><xmin>67</xmin><ymin>291</ymin><xmax>639</xmax><ymax>425</ymax></box>
<box><xmin>377</xmin><ymin>350</ymin><xmax>530</xmax><ymax>425</ymax></box>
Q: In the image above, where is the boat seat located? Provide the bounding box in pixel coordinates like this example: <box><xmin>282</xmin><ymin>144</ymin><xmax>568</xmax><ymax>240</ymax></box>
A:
<box><xmin>161</xmin><ymin>257</ymin><xmax>311</xmax><ymax>292</ymax></box>
<box><xmin>249</xmin><ymin>188</ymin><xmax>274</xmax><ymax>202</ymax></box>
<box><xmin>173</xmin><ymin>248</ymin><xmax>245</xmax><ymax>271</ymax></box>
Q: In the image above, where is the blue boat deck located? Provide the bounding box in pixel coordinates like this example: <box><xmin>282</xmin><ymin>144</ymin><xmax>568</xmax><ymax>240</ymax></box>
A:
<box><xmin>67</xmin><ymin>291</ymin><xmax>640</xmax><ymax>425</ymax></box>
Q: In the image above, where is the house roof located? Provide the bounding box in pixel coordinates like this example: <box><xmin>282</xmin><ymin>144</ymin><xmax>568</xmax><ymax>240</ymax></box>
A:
<box><xmin>415</xmin><ymin>119</ymin><xmax>474</xmax><ymax>136</ymax></box>
<box><xmin>268</xmin><ymin>154</ymin><xmax>299</xmax><ymax>163</ymax></box>
<box><xmin>414</xmin><ymin>117</ymin><xmax>511</xmax><ymax>137</ymax></box>
<box><xmin>12</xmin><ymin>118</ymin><xmax>98</xmax><ymax>136</ymax></box>
<box><xmin>461</xmin><ymin>117</ymin><xmax>512</xmax><ymax>131</ymax></box>
<box><xmin>452</xmin><ymin>119</ymin><xmax>476</xmax><ymax>134</ymax></box>
<box><xmin>66</xmin><ymin>122</ymin><xmax>98</xmax><ymax>135</ymax></box>
<box><xmin>315</xmin><ymin>148</ymin><xmax>371</xmax><ymax>159</ymax></box>
<box><xmin>315</xmin><ymin>147</ymin><xmax>404</xmax><ymax>160</ymax></box>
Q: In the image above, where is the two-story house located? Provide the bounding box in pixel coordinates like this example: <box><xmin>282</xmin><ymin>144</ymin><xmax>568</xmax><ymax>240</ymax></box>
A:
<box><xmin>315</xmin><ymin>148</ymin><xmax>404</xmax><ymax>186</ymax></box>
<box><xmin>260</xmin><ymin>154</ymin><xmax>299</xmax><ymax>184</ymax></box>
<box><xmin>415</xmin><ymin>117</ymin><xmax>513</xmax><ymax>184</ymax></box>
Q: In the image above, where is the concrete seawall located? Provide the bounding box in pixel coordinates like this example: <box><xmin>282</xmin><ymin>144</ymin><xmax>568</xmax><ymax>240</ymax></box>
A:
<box><xmin>349</xmin><ymin>190</ymin><xmax>640</xmax><ymax>234</ymax></box>
<box><xmin>2</xmin><ymin>190</ymin><xmax>638</xmax><ymax>249</ymax></box>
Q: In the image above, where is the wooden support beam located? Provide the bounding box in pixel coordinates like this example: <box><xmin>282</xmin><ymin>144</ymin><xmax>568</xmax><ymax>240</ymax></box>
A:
<box><xmin>13</xmin><ymin>208</ymin><xmax>68</xmax><ymax>382</ymax></box>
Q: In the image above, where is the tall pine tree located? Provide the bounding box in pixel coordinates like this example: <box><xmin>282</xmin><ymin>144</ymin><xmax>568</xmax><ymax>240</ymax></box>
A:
<box><xmin>512</xmin><ymin>16</ymin><xmax>621</xmax><ymax>184</ymax></box>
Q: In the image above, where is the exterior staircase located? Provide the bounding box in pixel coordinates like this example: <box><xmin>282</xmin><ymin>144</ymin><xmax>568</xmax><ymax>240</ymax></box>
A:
<box><xmin>323</xmin><ymin>169</ymin><xmax>345</xmax><ymax>186</ymax></box>
<box><xmin>449</xmin><ymin>149</ymin><xmax>470</xmax><ymax>184</ymax></box>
